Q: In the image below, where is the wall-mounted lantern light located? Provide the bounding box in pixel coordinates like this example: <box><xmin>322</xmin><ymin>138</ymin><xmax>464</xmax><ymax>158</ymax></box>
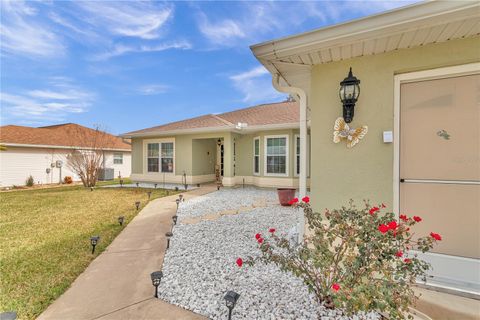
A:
<box><xmin>90</xmin><ymin>236</ymin><xmax>100</xmax><ymax>254</ymax></box>
<box><xmin>118</xmin><ymin>216</ymin><xmax>125</xmax><ymax>226</ymax></box>
<box><xmin>150</xmin><ymin>271</ymin><xmax>163</xmax><ymax>298</ymax></box>
<box><xmin>165</xmin><ymin>231</ymin><xmax>173</xmax><ymax>249</ymax></box>
<box><xmin>224</xmin><ymin>290</ymin><xmax>240</xmax><ymax>320</ymax></box>
<box><xmin>217</xmin><ymin>139</ymin><xmax>222</xmax><ymax>146</ymax></box>
<box><xmin>339</xmin><ymin>67</ymin><xmax>361</xmax><ymax>123</ymax></box>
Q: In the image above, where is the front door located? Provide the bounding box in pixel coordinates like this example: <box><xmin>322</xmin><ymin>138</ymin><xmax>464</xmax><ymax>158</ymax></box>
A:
<box><xmin>399</xmin><ymin>71</ymin><xmax>480</xmax><ymax>295</ymax></box>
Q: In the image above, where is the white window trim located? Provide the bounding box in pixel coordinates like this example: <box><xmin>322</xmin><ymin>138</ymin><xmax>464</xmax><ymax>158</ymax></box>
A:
<box><xmin>294</xmin><ymin>134</ymin><xmax>310</xmax><ymax>178</ymax></box>
<box><xmin>113</xmin><ymin>152</ymin><xmax>123</xmax><ymax>165</ymax></box>
<box><xmin>264</xmin><ymin>134</ymin><xmax>289</xmax><ymax>177</ymax></box>
<box><xmin>143</xmin><ymin>138</ymin><xmax>175</xmax><ymax>175</ymax></box>
<box><xmin>253</xmin><ymin>136</ymin><xmax>260</xmax><ymax>176</ymax></box>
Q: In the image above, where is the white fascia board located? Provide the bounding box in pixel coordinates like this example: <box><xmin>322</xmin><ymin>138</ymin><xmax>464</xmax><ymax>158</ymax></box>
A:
<box><xmin>251</xmin><ymin>1</ymin><xmax>479</xmax><ymax>60</ymax></box>
<box><xmin>1</xmin><ymin>143</ymin><xmax>131</xmax><ymax>152</ymax></box>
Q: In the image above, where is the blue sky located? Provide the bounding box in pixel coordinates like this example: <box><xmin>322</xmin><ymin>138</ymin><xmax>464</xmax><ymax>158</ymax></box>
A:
<box><xmin>1</xmin><ymin>0</ymin><xmax>417</xmax><ymax>135</ymax></box>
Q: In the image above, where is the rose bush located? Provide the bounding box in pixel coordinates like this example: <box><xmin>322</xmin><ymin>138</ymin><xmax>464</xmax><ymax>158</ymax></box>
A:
<box><xmin>238</xmin><ymin>198</ymin><xmax>441</xmax><ymax>319</ymax></box>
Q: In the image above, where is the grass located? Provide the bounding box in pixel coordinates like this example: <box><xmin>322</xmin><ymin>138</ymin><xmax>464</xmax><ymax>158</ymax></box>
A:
<box><xmin>0</xmin><ymin>181</ymin><xmax>175</xmax><ymax>319</ymax></box>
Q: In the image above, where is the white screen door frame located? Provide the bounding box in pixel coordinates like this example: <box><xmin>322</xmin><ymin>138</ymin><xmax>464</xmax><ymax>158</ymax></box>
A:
<box><xmin>393</xmin><ymin>62</ymin><xmax>480</xmax><ymax>297</ymax></box>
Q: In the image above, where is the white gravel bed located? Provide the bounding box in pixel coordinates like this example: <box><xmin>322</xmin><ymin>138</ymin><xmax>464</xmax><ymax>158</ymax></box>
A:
<box><xmin>159</xmin><ymin>188</ymin><xmax>379</xmax><ymax>320</ymax></box>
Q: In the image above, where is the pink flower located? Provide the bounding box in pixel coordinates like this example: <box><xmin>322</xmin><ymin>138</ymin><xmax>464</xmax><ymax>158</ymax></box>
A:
<box><xmin>288</xmin><ymin>198</ymin><xmax>299</xmax><ymax>205</ymax></box>
<box><xmin>413</xmin><ymin>216</ymin><xmax>422</xmax><ymax>222</ymax></box>
<box><xmin>378</xmin><ymin>224</ymin><xmax>389</xmax><ymax>234</ymax></box>
<box><xmin>395</xmin><ymin>251</ymin><xmax>403</xmax><ymax>257</ymax></box>
<box><xmin>302</xmin><ymin>196</ymin><xmax>310</xmax><ymax>203</ymax></box>
<box><xmin>331</xmin><ymin>283</ymin><xmax>340</xmax><ymax>292</ymax></box>
<box><xmin>399</xmin><ymin>214</ymin><xmax>408</xmax><ymax>222</ymax></box>
<box><xmin>236</xmin><ymin>258</ymin><xmax>243</xmax><ymax>267</ymax></box>
<box><xmin>255</xmin><ymin>233</ymin><xmax>261</xmax><ymax>240</ymax></box>
<box><xmin>388</xmin><ymin>221</ymin><xmax>398</xmax><ymax>230</ymax></box>
<box><xmin>404</xmin><ymin>258</ymin><xmax>412</xmax><ymax>264</ymax></box>
<box><xmin>430</xmin><ymin>232</ymin><xmax>442</xmax><ymax>241</ymax></box>
<box><xmin>268</xmin><ymin>228</ymin><xmax>276</xmax><ymax>233</ymax></box>
<box><xmin>369</xmin><ymin>207</ymin><xmax>380</xmax><ymax>215</ymax></box>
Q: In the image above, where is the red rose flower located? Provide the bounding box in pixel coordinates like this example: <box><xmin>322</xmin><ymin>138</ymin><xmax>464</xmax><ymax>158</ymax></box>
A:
<box><xmin>255</xmin><ymin>233</ymin><xmax>261</xmax><ymax>240</ymax></box>
<box><xmin>404</xmin><ymin>258</ymin><xmax>412</xmax><ymax>264</ymax></box>
<box><xmin>388</xmin><ymin>221</ymin><xmax>398</xmax><ymax>230</ymax></box>
<box><xmin>395</xmin><ymin>251</ymin><xmax>403</xmax><ymax>257</ymax></box>
<box><xmin>268</xmin><ymin>228</ymin><xmax>276</xmax><ymax>233</ymax></box>
<box><xmin>331</xmin><ymin>283</ymin><xmax>340</xmax><ymax>292</ymax></box>
<box><xmin>236</xmin><ymin>258</ymin><xmax>243</xmax><ymax>267</ymax></box>
<box><xmin>288</xmin><ymin>198</ymin><xmax>299</xmax><ymax>205</ymax></box>
<box><xmin>378</xmin><ymin>224</ymin><xmax>389</xmax><ymax>234</ymax></box>
<box><xmin>413</xmin><ymin>216</ymin><xmax>422</xmax><ymax>222</ymax></box>
<box><xmin>399</xmin><ymin>214</ymin><xmax>408</xmax><ymax>222</ymax></box>
<box><xmin>257</xmin><ymin>237</ymin><xmax>264</xmax><ymax>244</ymax></box>
<box><xmin>369</xmin><ymin>207</ymin><xmax>380</xmax><ymax>215</ymax></box>
<box><xmin>302</xmin><ymin>196</ymin><xmax>310</xmax><ymax>203</ymax></box>
<box><xmin>430</xmin><ymin>232</ymin><xmax>442</xmax><ymax>241</ymax></box>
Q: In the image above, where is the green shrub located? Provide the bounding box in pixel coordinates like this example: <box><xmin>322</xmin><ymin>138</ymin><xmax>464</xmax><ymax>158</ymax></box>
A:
<box><xmin>241</xmin><ymin>197</ymin><xmax>441</xmax><ymax>319</ymax></box>
<box><xmin>25</xmin><ymin>175</ymin><xmax>34</xmax><ymax>187</ymax></box>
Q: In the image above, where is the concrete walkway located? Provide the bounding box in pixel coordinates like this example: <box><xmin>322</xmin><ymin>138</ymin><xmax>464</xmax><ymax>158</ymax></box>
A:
<box><xmin>38</xmin><ymin>186</ymin><xmax>217</xmax><ymax>320</ymax></box>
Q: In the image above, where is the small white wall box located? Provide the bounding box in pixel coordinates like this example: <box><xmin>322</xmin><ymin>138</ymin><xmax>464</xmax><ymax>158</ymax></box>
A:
<box><xmin>383</xmin><ymin>131</ymin><xmax>393</xmax><ymax>143</ymax></box>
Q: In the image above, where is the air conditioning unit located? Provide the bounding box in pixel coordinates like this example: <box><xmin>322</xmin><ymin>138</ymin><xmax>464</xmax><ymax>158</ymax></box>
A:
<box><xmin>98</xmin><ymin>168</ymin><xmax>114</xmax><ymax>181</ymax></box>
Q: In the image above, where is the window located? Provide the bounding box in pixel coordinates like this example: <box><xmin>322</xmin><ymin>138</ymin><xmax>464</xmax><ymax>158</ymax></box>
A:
<box><xmin>147</xmin><ymin>142</ymin><xmax>174</xmax><ymax>173</ymax></box>
<box><xmin>265</xmin><ymin>135</ymin><xmax>288</xmax><ymax>176</ymax></box>
<box><xmin>113</xmin><ymin>152</ymin><xmax>123</xmax><ymax>164</ymax></box>
<box><xmin>295</xmin><ymin>135</ymin><xmax>300</xmax><ymax>176</ymax></box>
<box><xmin>161</xmin><ymin>142</ymin><xmax>174</xmax><ymax>173</ymax></box>
<box><xmin>253</xmin><ymin>137</ymin><xmax>260</xmax><ymax>175</ymax></box>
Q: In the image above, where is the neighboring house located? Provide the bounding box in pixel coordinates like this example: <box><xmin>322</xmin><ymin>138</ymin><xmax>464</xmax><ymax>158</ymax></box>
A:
<box><xmin>0</xmin><ymin>123</ymin><xmax>131</xmax><ymax>186</ymax></box>
<box><xmin>122</xmin><ymin>101</ymin><xmax>310</xmax><ymax>188</ymax></box>
<box><xmin>251</xmin><ymin>0</ymin><xmax>479</xmax><ymax>302</ymax></box>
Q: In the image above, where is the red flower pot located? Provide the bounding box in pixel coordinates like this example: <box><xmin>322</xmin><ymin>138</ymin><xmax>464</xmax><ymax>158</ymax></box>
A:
<box><xmin>277</xmin><ymin>188</ymin><xmax>296</xmax><ymax>206</ymax></box>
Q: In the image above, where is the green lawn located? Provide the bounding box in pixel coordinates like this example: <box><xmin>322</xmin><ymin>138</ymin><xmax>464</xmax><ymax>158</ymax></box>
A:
<box><xmin>0</xmin><ymin>182</ymin><xmax>174</xmax><ymax>319</ymax></box>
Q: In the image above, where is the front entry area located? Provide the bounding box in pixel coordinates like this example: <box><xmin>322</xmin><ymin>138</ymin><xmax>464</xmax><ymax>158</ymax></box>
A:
<box><xmin>395</xmin><ymin>64</ymin><xmax>480</xmax><ymax>296</ymax></box>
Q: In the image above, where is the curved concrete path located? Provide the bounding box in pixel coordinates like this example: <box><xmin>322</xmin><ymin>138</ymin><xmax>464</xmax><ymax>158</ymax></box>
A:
<box><xmin>38</xmin><ymin>186</ymin><xmax>217</xmax><ymax>320</ymax></box>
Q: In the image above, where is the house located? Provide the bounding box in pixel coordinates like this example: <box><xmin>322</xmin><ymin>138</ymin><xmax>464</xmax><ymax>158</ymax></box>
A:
<box><xmin>122</xmin><ymin>101</ymin><xmax>309</xmax><ymax>188</ymax></box>
<box><xmin>0</xmin><ymin>123</ymin><xmax>131</xmax><ymax>186</ymax></box>
<box><xmin>251</xmin><ymin>0</ymin><xmax>479</xmax><ymax>309</ymax></box>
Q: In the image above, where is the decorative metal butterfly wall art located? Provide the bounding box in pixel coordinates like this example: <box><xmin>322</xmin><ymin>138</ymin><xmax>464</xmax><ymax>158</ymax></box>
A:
<box><xmin>333</xmin><ymin>117</ymin><xmax>368</xmax><ymax>148</ymax></box>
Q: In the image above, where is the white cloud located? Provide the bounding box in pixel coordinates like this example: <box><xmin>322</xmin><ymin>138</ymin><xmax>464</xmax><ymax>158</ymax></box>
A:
<box><xmin>0</xmin><ymin>0</ymin><xmax>65</xmax><ymax>57</ymax></box>
<box><xmin>230</xmin><ymin>66</ymin><xmax>286</xmax><ymax>104</ymax></box>
<box><xmin>138</xmin><ymin>84</ymin><xmax>170</xmax><ymax>95</ymax></box>
<box><xmin>198</xmin><ymin>13</ymin><xmax>246</xmax><ymax>45</ymax></box>
<box><xmin>74</xmin><ymin>1</ymin><xmax>173</xmax><ymax>40</ymax></box>
<box><xmin>1</xmin><ymin>80</ymin><xmax>94</xmax><ymax>124</ymax></box>
<box><xmin>91</xmin><ymin>40</ymin><xmax>192</xmax><ymax>60</ymax></box>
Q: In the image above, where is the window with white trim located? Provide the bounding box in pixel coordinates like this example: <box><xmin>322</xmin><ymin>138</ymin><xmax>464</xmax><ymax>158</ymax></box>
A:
<box><xmin>265</xmin><ymin>136</ymin><xmax>288</xmax><ymax>175</ymax></box>
<box><xmin>113</xmin><ymin>152</ymin><xmax>123</xmax><ymax>165</ymax></box>
<box><xmin>147</xmin><ymin>142</ymin><xmax>174</xmax><ymax>173</ymax></box>
<box><xmin>253</xmin><ymin>137</ymin><xmax>260</xmax><ymax>175</ymax></box>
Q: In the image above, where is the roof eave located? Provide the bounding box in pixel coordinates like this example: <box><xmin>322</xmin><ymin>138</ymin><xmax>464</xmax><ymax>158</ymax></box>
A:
<box><xmin>0</xmin><ymin>142</ymin><xmax>131</xmax><ymax>152</ymax></box>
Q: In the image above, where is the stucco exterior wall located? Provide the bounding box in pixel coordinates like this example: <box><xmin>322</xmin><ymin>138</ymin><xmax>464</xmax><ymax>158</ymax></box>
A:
<box><xmin>0</xmin><ymin>146</ymin><xmax>131</xmax><ymax>187</ymax></box>
<box><xmin>192</xmin><ymin>138</ymin><xmax>217</xmax><ymax>176</ymax></box>
<box><xmin>309</xmin><ymin>37</ymin><xmax>480</xmax><ymax>210</ymax></box>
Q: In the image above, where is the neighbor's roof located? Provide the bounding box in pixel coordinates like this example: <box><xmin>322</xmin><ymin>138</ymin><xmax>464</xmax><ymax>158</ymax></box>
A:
<box><xmin>0</xmin><ymin>123</ymin><xmax>131</xmax><ymax>151</ymax></box>
<box><xmin>123</xmin><ymin>101</ymin><xmax>299</xmax><ymax>137</ymax></box>
<box><xmin>251</xmin><ymin>1</ymin><xmax>480</xmax><ymax>91</ymax></box>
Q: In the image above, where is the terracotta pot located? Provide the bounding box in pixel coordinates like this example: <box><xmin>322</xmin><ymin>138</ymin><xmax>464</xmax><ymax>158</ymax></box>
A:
<box><xmin>277</xmin><ymin>188</ymin><xmax>296</xmax><ymax>206</ymax></box>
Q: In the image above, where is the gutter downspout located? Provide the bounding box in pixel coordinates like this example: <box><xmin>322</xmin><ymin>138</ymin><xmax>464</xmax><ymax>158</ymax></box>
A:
<box><xmin>272</xmin><ymin>73</ymin><xmax>307</xmax><ymax>240</ymax></box>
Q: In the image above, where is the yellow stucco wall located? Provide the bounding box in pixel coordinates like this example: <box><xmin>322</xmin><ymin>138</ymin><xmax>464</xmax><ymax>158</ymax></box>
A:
<box><xmin>309</xmin><ymin>36</ymin><xmax>480</xmax><ymax>210</ymax></box>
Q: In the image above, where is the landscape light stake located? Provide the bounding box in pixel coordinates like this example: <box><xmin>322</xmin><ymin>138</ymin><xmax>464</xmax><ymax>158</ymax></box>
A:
<box><xmin>176</xmin><ymin>199</ymin><xmax>180</xmax><ymax>211</ymax></box>
<box><xmin>118</xmin><ymin>216</ymin><xmax>125</xmax><ymax>226</ymax></box>
<box><xmin>135</xmin><ymin>201</ymin><xmax>141</xmax><ymax>210</ymax></box>
<box><xmin>150</xmin><ymin>271</ymin><xmax>163</xmax><ymax>298</ymax></box>
<box><xmin>179</xmin><ymin>194</ymin><xmax>184</xmax><ymax>202</ymax></box>
<box><xmin>154</xmin><ymin>183</ymin><xmax>157</xmax><ymax>189</ymax></box>
<box><xmin>165</xmin><ymin>232</ymin><xmax>173</xmax><ymax>249</ymax></box>
<box><xmin>90</xmin><ymin>236</ymin><xmax>100</xmax><ymax>254</ymax></box>
<box><xmin>90</xmin><ymin>187</ymin><xmax>94</xmax><ymax>191</ymax></box>
<box><xmin>172</xmin><ymin>215</ymin><xmax>177</xmax><ymax>225</ymax></box>
<box><xmin>136</xmin><ymin>182</ymin><xmax>139</xmax><ymax>188</ymax></box>
<box><xmin>147</xmin><ymin>191</ymin><xmax>152</xmax><ymax>200</ymax></box>
<box><xmin>224</xmin><ymin>291</ymin><xmax>240</xmax><ymax>320</ymax></box>
<box><xmin>120</xmin><ymin>179</ymin><xmax>124</xmax><ymax>187</ymax></box>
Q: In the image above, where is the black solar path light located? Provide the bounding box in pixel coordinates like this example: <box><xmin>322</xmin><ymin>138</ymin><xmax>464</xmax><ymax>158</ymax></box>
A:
<box><xmin>175</xmin><ymin>198</ymin><xmax>180</xmax><ymax>211</ymax></box>
<box><xmin>120</xmin><ymin>179</ymin><xmax>124</xmax><ymax>187</ymax></box>
<box><xmin>150</xmin><ymin>271</ymin><xmax>163</xmax><ymax>298</ymax></box>
<box><xmin>172</xmin><ymin>215</ymin><xmax>178</xmax><ymax>225</ymax></box>
<box><xmin>118</xmin><ymin>216</ymin><xmax>125</xmax><ymax>226</ymax></box>
<box><xmin>136</xmin><ymin>182</ymin><xmax>139</xmax><ymax>188</ymax></box>
<box><xmin>165</xmin><ymin>231</ymin><xmax>173</xmax><ymax>249</ymax></box>
<box><xmin>224</xmin><ymin>290</ymin><xmax>240</xmax><ymax>320</ymax></box>
<box><xmin>135</xmin><ymin>201</ymin><xmax>141</xmax><ymax>210</ymax></box>
<box><xmin>147</xmin><ymin>191</ymin><xmax>152</xmax><ymax>200</ymax></box>
<box><xmin>179</xmin><ymin>194</ymin><xmax>184</xmax><ymax>201</ymax></box>
<box><xmin>154</xmin><ymin>183</ymin><xmax>157</xmax><ymax>189</ymax></box>
<box><xmin>90</xmin><ymin>236</ymin><xmax>100</xmax><ymax>254</ymax></box>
